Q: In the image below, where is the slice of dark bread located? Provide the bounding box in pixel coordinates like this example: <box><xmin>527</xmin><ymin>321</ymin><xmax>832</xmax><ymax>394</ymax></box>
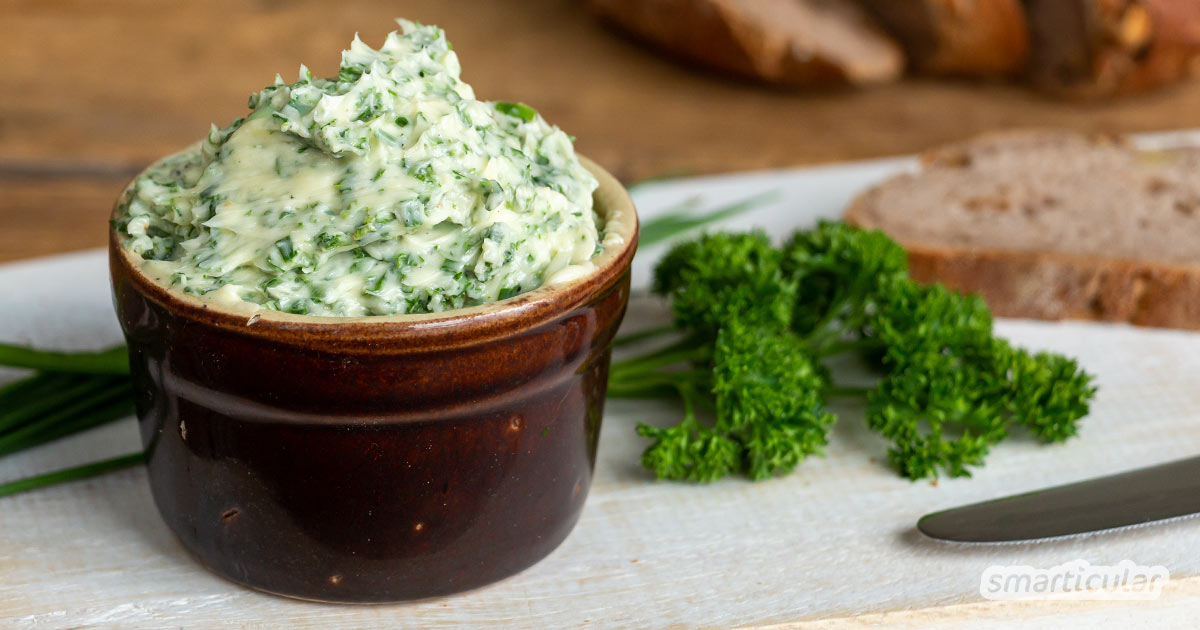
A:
<box><xmin>845</xmin><ymin>129</ymin><xmax>1200</xmax><ymax>329</ymax></box>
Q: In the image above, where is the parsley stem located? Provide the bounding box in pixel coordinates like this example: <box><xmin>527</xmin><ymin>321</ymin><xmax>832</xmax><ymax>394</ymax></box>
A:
<box><xmin>814</xmin><ymin>338</ymin><xmax>885</xmax><ymax>358</ymax></box>
<box><xmin>609</xmin><ymin>367</ymin><xmax>708</xmax><ymax>387</ymax></box>
<box><xmin>610</xmin><ymin>338</ymin><xmax>706</xmax><ymax>375</ymax></box>
<box><xmin>606</xmin><ymin>384</ymin><xmax>680</xmax><ymax>399</ymax></box>
<box><xmin>825</xmin><ymin>385</ymin><xmax>872</xmax><ymax>398</ymax></box>
<box><xmin>0</xmin><ymin>344</ymin><xmax>130</xmax><ymax>375</ymax></box>
<box><xmin>611</xmin><ymin>325</ymin><xmax>676</xmax><ymax>348</ymax></box>
<box><xmin>0</xmin><ymin>452</ymin><xmax>145</xmax><ymax>498</ymax></box>
<box><xmin>607</xmin><ymin>369</ymin><xmax>708</xmax><ymax>397</ymax></box>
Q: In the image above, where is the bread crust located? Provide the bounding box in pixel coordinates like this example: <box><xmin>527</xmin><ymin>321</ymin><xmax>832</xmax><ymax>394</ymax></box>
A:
<box><xmin>1024</xmin><ymin>0</ymin><xmax>1200</xmax><ymax>98</ymax></box>
<box><xmin>903</xmin><ymin>245</ymin><xmax>1200</xmax><ymax>329</ymax></box>
<box><xmin>922</xmin><ymin>127</ymin><xmax>1126</xmax><ymax>163</ymax></box>
<box><xmin>859</xmin><ymin>0</ymin><xmax>1030</xmax><ymax>76</ymax></box>
<box><xmin>843</xmin><ymin>131</ymin><xmax>1200</xmax><ymax>330</ymax></box>
<box><xmin>586</xmin><ymin>0</ymin><xmax>904</xmax><ymax>86</ymax></box>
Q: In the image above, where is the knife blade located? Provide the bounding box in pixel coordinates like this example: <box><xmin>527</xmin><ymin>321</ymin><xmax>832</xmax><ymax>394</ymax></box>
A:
<box><xmin>917</xmin><ymin>456</ymin><xmax>1200</xmax><ymax>543</ymax></box>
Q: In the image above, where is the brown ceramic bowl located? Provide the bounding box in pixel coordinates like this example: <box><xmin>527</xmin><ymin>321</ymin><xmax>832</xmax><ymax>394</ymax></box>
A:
<box><xmin>108</xmin><ymin>157</ymin><xmax>637</xmax><ymax>603</ymax></box>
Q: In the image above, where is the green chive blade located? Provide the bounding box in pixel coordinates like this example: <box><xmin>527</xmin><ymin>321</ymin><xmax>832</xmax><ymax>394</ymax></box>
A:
<box><xmin>637</xmin><ymin>191</ymin><xmax>779</xmax><ymax>250</ymax></box>
<box><xmin>0</xmin><ymin>344</ymin><xmax>130</xmax><ymax>375</ymax></box>
<box><xmin>0</xmin><ymin>452</ymin><xmax>146</xmax><ymax>499</ymax></box>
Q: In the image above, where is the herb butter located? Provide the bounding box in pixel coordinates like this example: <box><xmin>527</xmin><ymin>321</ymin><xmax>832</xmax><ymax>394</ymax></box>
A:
<box><xmin>116</xmin><ymin>19</ymin><xmax>602</xmax><ymax>317</ymax></box>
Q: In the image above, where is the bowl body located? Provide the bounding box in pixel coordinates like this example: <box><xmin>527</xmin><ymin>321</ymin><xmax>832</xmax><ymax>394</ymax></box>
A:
<box><xmin>108</xmin><ymin>159</ymin><xmax>637</xmax><ymax>602</ymax></box>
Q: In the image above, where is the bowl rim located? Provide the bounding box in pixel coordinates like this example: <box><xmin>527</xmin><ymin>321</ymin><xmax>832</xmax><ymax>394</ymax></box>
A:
<box><xmin>109</xmin><ymin>155</ymin><xmax>638</xmax><ymax>350</ymax></box>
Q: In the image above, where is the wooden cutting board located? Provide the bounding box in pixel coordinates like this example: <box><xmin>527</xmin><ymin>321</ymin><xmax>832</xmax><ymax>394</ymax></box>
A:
<box><xmin>3</xmin><ymin>137</ymin><xmax>1200</xmax><ymax>628</ymax></box>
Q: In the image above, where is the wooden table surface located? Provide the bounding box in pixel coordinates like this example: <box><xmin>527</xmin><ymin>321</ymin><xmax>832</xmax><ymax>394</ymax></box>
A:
<box><xmin>4</xmin><ymin>0</ymin><xmax>1200</xmax><ymax>264</ymax></box>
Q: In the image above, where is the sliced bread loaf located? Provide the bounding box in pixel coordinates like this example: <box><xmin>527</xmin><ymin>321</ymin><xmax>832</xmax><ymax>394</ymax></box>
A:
<box><xmin>845</xmin><ymin>129</ymin><xmax>1200</xmax><ymax>329</ymax></box>
<box><xmin>585</xmin><ymin>0</ymin><xmax>905</xmax><ymax>86</ymax></box>
<box><xmin>857</xmin><ymin>0</ymin><xmax>1030</xmax><ymax>76</ymax></box>
<box><xmin>1024</xmin><ymin>0</ymin><xmax>1200</xmax><ymax>98</ymax></box>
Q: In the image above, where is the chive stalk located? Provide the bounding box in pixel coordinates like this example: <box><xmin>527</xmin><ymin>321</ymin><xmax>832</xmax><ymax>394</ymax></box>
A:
<box><xmin>0</xmin><ymin>452</ymin><xmax>146</xmax><ymax>498</ymax></box>
<box><xmin>0</xmin><ymin>392</ymin><xmax>135</xmax><ymax>457</ymax></box>
<box><xmin>0</xmin><ymin>372</ymin><xmax>78</xmax><ymax>412</ymax></box>
<box><xmin>0</xmin><ymin>373</ymin><xmax>42</xmax><ymax>398</ymax></box>
<box><xmin>0</xmin><ymin>344</ymin><xmax>130</xmax><ymax>375</ymax></box>
<box><xmin>636</xmin><ymin>191</ymin><xmax>778</xmax><ymax>250</ymax></box>
<box><xmin>0</xmin><ymin>375</ymin><xmax>122</xmax><ymax>435</ymax></box>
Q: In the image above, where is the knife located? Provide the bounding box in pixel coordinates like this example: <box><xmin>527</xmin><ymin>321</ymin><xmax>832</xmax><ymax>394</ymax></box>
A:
<box><xmin>917</xmin><ymin>456</ymin><xmax>1200</xmax><ymax>542</ymax></box>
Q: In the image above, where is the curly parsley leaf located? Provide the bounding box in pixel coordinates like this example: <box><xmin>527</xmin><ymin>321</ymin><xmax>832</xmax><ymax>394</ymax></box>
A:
<box><xmin>612</xmin><ymin>221</ymin><xmax>1096</xmax><ymax>482</ymax></box>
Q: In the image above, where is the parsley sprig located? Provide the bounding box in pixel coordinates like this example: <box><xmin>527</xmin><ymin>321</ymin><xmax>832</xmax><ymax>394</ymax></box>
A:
<box><xmin>608</xmin><ymin>222</ymin><xmax>1096</xmax><ymax>481</ymax></box>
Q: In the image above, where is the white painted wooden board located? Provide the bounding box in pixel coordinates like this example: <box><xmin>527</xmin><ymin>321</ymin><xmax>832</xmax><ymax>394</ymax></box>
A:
<box><xmin>4</xmin><ymin>131</ymin><xmax>1200</xmax><ymax>629</ymax></box>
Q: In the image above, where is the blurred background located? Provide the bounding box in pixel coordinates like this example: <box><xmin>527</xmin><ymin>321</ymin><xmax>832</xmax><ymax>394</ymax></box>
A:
<box><xmin>4</xmin><ymin>0</ymin><xmax>1200</xmax><ymax>263</ymax></box>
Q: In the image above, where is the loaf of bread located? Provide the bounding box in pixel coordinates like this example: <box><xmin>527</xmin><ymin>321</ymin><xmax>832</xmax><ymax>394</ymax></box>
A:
<box><xmin>1024</xmin><ymin>0</ymin><xmax>1200</xmax><ymax>98</ymax></box>
<box><xmin>585</xmin><ymin>0</ymin><xmax>905</xmax><ymax>86</ymax></box>
<box><xmin>587</xmin><ymin>0</ymin><xmax>1200</xmax><ymax>97</ymax></box>
<box><xmin>845</xmin><ymin>130</ymin><xmax>1200</xmax><ymax>329</ymax></box>
<box><xmin>857</xmin><ymin>0</ymin><xmax>1030</xmax><ymax>76</ymax></box>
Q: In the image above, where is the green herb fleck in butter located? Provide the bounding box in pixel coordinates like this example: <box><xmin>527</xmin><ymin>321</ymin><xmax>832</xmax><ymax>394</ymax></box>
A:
<box><xmin>116</xmin><ymin>19</ymin><xmax>601</xmax><ymax>317</ymax></box>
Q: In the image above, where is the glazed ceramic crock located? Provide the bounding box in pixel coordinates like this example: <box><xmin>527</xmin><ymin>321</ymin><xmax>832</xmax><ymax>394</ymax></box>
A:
<box><xmin>108</xmin><ymin>157</ymin><xmax>637</xmax><ymax>602</ymax></box>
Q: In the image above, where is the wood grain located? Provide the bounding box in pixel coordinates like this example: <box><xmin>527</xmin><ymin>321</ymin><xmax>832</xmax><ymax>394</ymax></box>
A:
<box><xmin>4</xmin><ymin>0</ymin><xmax>1200</xmax><ymax>262</ymax></box>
